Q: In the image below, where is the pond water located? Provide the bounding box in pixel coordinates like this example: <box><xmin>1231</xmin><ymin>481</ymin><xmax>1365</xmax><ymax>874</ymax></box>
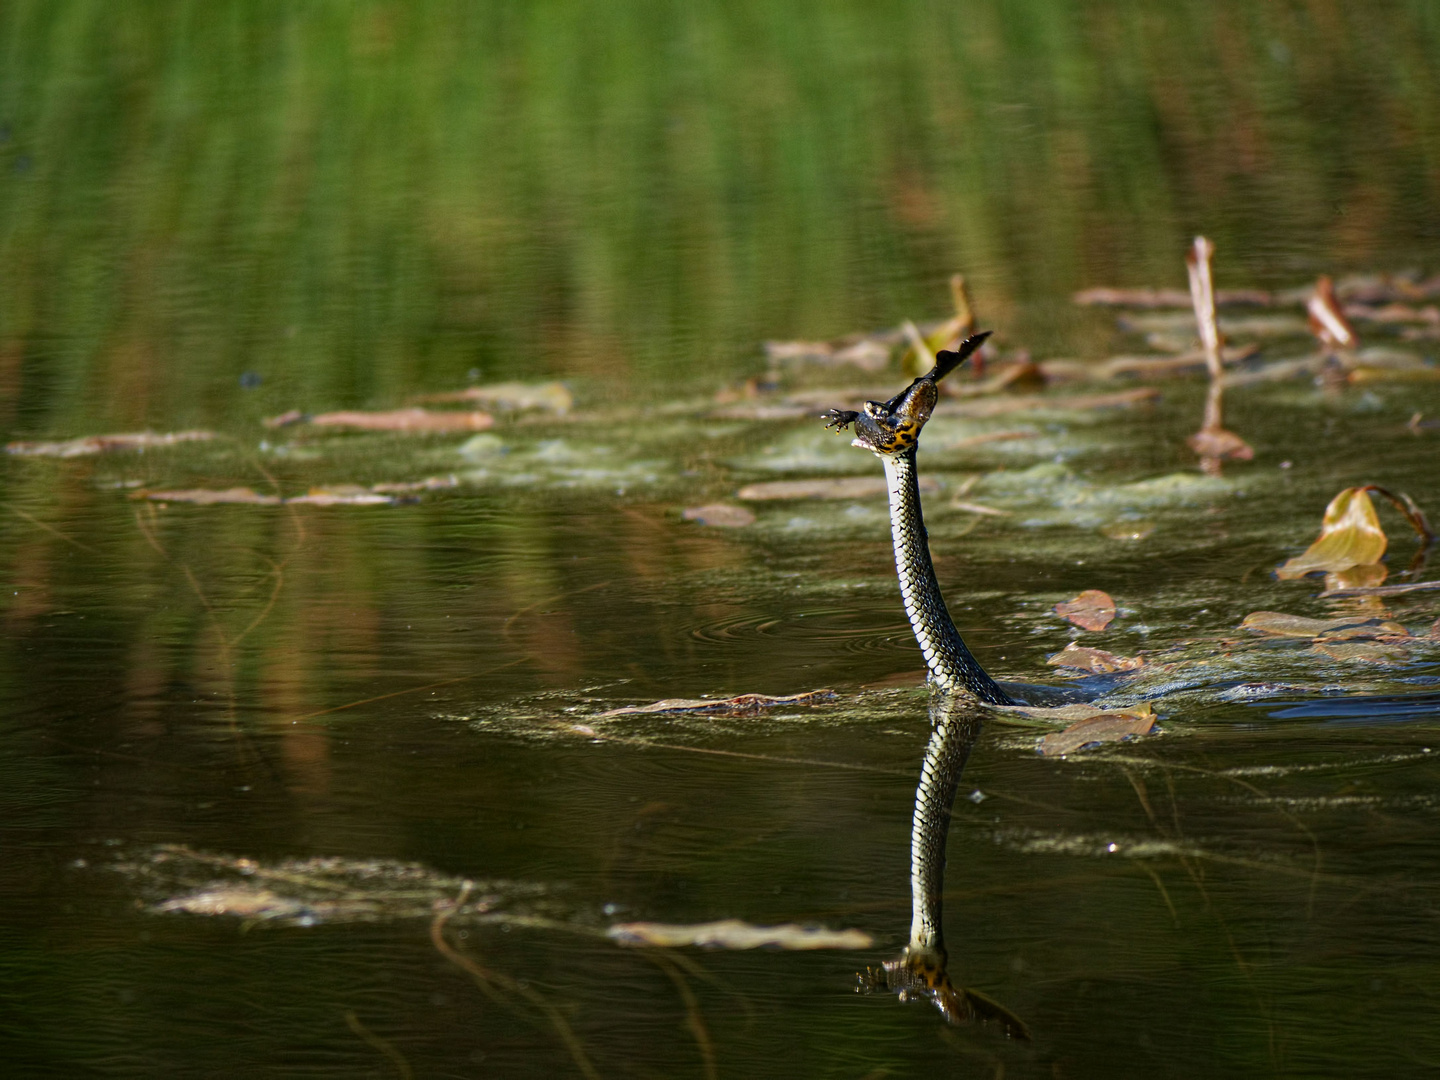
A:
<box><xmin>5</xmin><ymin>4</ymin><xmax>1440</xmax><ymax>1077</ymax></box>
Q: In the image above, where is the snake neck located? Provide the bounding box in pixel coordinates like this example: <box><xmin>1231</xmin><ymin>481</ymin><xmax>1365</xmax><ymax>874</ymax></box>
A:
<box><xmin>881</xmin><ymin>448</ymin><xmax>1013</xmax><ymax>705</ymax></box>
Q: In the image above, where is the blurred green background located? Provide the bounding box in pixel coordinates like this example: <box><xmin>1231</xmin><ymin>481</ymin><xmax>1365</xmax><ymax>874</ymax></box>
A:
<box><xmin>3</xmin><ymin>0</ymin><xmax>1439</xmax><ymax>431</ymax></box>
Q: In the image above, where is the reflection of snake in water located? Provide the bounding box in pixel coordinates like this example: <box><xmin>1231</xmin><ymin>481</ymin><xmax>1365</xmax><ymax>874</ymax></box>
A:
<box><xmin>827</xmin><ymin>335</ymin><xmax>1030</xmax><ymax>1036</ymax></box>
<box><xmin>860</xmin><ymin>692</ymin><xmax>1029</xmax><ymax>1037</ymax></box>
<box><xmin>824</xmin><ymin>333</ymin><xmax>1013</xmax><ymax>705</ymax></box>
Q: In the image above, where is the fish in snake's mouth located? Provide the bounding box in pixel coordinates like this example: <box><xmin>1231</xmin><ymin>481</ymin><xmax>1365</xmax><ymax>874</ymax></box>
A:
<box><xmin>822</xmin><ymin>331</ymin><xmax>991</xmax><ymax>456</ymax></box>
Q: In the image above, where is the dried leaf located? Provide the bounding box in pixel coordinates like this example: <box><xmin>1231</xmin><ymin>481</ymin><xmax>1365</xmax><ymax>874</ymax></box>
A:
<box><xmin>736</xmin><ymin>476</ymin><xmax>938</xmax><ymax>501</ymax></box>
<box><xmin>1045</xmin><ymin>642</ymin><xmax>1144</xmax><ymax>674</ymax></box>
<box><xmin>681</xmin><ymin>504</ymin><xmax>755</xmax><ymax>528</ymax></box>
<box><xmin>608</xmin><ymin>918</ymin><xmax>872</xmax><ymax>951</ymax></box>
<box><xmin>1038</xmin><ymin>712</ymin><xmax>1158</xmax><ymax>756</ymax></box>
<box><xmin>7</xmin><ymin>431</ymin><xmax>216</xmax><ymax>457</ymax></box>
<box><xmin>416</xmin><ymin>381</ymin><xmax>573</xmax><ymax>414</ymax></box>
<box><xmin>1310</xmin><ymin>641</ymin><xmax>1412</xmax><ymax>665</ymax></box>
<box><xmin>1276</xmin><ymin>487</ymin><xmax>1387</xmax><ymax>578</ymax></box>
<box><xmin>595</xmin><ymin>689</ymin><xmax>835</xmax><ymax>718</ymax></box>
<box><xmin>138</xmin><ymin>487</ymin><xmax>282</xmax><ymax>506</ymax></box>
<box><xmin>275</xmin><ymin>408</ymin><xmax>495</xmax><ymax>433</ymax></box>
<box><xmin>1054</xmin><ymin>590</ymin><xmax>1117</xmax><ymax>632</ymax></box>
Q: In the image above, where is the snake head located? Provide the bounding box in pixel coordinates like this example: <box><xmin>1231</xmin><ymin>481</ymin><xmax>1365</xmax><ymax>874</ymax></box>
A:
<box><xmin>823</xmin><ymin>332</ymin><xmax>991</xmax><ymax>457</ymax></box>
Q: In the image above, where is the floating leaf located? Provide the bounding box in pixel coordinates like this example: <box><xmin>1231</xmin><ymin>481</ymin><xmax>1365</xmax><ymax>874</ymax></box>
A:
<box><xmin>595</xmin><ymin>689</ymin><xmax>834</xmax><ymax>719</ymax></box>
<box><xmin>1038</xmin><ymin>712</ymin><xmax>1158</xmax><ymax>756</ymax></box>
<box><xmin>1045</xmin><ymin>642</ymin><xmax>1144</xmax><ymax>674</ymax></box>
<box><xmin>1053</xmin><ymin>590</ymin><xmax>1117</xmax><ymax>632</ymax></box>
<box><xmin>1277</xmin><ymin>487</ymin><xmax>1387</xmax><ymax>578</ymax></box>
<box><xmin>736</xmin><ymin>476</ymin><xmax>938</xmax><ymax>501</ymax></box>
<box><xmin>681</xmin><ymin>504</ymin><xmax>755</xmax><ymax>528</ymax></box>
<box><xmin>608</xmin><ymin>919</ymin><xmax>871</xmax><ymax>951</ymax></box>
<box><xmin>6</xmin><ymin>431</ymin><xmax>216</xmax><ymax>457</ymax></box>
<box><xmin>138</xmin><ymin>487</ymin><xmax>281</xmax><ymax>506</ymax></box>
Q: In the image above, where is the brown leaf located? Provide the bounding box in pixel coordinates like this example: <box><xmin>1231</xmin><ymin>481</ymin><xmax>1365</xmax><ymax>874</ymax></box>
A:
<box><xmin>736</xmin><ymin>476</ymin><xmax>938</xmax><ymax>501</ymax></box>
<box><xmin>1054</xmin><ymin>590</ymin><xmax>1117</xmax><ymax>632</ymax></box>
<box><xmin>278</xmin><ymin>408</ymin><xmax>495</xmax><ymax>433</ymax></box>
<box><xmin>681</xmin><ymin>504</ymin><xmax>755</xmax><ymax>528</ymax></box>
<box><xmin>7</xmin><ymin>431</ymin><xmax>216</xmax><ymax>457</ymax></box>
<box><xmin>607</xmin><ymin>918</ymin><xmax>872</xmax><ymax>951</ymax></box>
<box><xmin>138</xmin><ymin>487</ymin><xmax>282</xmax><ymax>506</ymax></box>
<box><xmin>1276</xmin><ymin>487</ymin><xmax>1387</xmax><ymax>578</ymax></box>
<box><xmin>595</xmin><ymin>689</ymin><xmax>835</xmax><ymax>718</ymax></box>
<box><xmin>1310</xmin><ymin>641</ymin><xmax>1412</xmax><ymax>665</ymax></box>
<box><xmin>1038</xmin><ymin>712</ymin><xmax>1158</xmax><ymax>756</ymax></box>
<box><xmin>1046</xmin><ymin>642</ymin><xmax>1144</xmax><ymax>674</ymax></box>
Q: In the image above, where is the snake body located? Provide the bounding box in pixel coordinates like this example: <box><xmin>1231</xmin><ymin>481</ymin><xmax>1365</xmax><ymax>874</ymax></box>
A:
<box><xmin>882</xmin><ymin>448</ymin><xmax>1012</xmax><ymax>704</ymax></box>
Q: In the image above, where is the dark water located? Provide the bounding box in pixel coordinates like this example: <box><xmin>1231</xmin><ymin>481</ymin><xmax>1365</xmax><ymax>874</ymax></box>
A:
<box><xmin>5</xmin><ymin>3</ymin><xmax>1440</xmax><ymax>1077</ymax></box>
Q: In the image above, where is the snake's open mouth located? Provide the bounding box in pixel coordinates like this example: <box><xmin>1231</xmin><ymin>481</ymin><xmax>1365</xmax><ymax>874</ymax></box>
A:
<box><xmin>822</xmin><ymin>332</ymin><xmax>990</xmax><ymax>457</ymax></box>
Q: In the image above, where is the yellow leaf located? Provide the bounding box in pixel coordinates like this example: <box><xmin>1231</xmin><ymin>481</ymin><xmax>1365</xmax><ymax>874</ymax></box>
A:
<box><xmin>1276</xmin><ymin>487</ymin><xmax>1387</xmax><ymax>579</ymax></box>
